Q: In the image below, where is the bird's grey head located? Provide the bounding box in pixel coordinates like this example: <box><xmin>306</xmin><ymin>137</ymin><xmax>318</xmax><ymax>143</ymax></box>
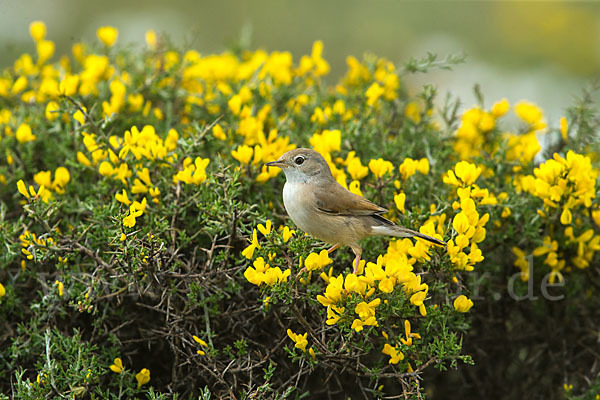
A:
<box><xmin>265</xmin><ymin>148</ymin><xmax>334</xmax><ymax>183</ymax></box>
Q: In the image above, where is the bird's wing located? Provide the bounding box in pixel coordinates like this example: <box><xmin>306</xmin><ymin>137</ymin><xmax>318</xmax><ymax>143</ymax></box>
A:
<box><xmin>313</xmin><ymin>183</ymin><xmax>387</xmax><ymax>216</ymax></box>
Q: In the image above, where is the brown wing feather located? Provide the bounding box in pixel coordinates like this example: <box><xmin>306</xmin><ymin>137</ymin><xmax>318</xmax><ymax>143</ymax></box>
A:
<box><xmin>313</xmin><ymin>182</ymin><xmax>387</xmax><ymax>216</ymax></box>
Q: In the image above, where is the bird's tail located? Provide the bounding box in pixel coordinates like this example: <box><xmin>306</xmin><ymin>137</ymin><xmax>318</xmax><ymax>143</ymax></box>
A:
<box><xmin>371</xmin><ymin>224</ymin><xmax>446</xmax><ymax>246</ymax></box>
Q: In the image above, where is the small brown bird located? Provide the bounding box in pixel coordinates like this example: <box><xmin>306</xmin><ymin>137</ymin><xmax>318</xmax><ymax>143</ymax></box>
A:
<box><xmin>265</xmin><ymin>148</ymin><xmax>445</xmax><ymax>272</ymax></box>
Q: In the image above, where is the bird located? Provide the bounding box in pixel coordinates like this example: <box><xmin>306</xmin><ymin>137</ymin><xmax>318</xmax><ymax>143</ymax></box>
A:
<box><xmin>265</xmin><ymin>148</ymin><xmax>445</xmax><ymax>273</ymax></box>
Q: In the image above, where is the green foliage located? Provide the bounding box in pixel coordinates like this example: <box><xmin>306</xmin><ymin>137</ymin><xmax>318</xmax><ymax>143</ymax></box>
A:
<box><xmin>0</xmin><ymin>22</ymin><xmax>599</xmax><ymax>399</ymax></box>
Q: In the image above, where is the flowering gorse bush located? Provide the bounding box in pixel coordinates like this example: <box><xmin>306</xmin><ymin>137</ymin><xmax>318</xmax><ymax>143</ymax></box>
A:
<box><xmin>0</xmin><ymin>21</ymin><xmax>599</xmax><ymax>399</ymax></box>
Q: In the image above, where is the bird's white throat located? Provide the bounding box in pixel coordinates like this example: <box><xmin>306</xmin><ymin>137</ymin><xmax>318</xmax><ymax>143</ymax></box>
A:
<box><xmin>282</xmin><ymin>180</ymin><xmax>313</xmax><ymax>234</ymax></box>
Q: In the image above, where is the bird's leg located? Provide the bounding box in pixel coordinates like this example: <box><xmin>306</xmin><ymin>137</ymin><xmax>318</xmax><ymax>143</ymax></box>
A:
<box><xmin>327</xmin><ymin>243</ymin><xmax>340</xmax><ymax>253</ymax></box>
<box><xmin>350</xmin><ymin>245</ymin><xmax>362</xmax><ymax>274</ymax></box>
<box><xmin>353</xmin><ymin>256</ymin><xmax>361</xmax><ymax>274</ymax></box>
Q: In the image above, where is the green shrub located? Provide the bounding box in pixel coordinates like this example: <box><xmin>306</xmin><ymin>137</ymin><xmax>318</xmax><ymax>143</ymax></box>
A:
<box><xmin>0</xmin><ymin>22</ymin><xmax>599</xmax><ymax>399</ymax></box>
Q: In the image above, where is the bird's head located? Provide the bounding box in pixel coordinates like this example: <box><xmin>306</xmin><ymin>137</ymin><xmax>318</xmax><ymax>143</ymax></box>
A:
<box><xmin>265</xmin><ymin>148</ymin><xmax>334</xmax><ymax>183</ymax></box>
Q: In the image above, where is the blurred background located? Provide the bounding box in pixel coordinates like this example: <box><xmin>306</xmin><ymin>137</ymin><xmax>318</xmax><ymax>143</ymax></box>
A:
<box><xmin>2</xmin><ymin>0</ymin><xmax>599</xmax><ymax>123</ymax></box>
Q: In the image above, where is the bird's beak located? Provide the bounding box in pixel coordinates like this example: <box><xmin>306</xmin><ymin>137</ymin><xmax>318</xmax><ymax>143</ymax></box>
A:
<box><xmin>265</xmin><ymin>160</ymin><xmax>286</xmax><ymax>168</ymax></box>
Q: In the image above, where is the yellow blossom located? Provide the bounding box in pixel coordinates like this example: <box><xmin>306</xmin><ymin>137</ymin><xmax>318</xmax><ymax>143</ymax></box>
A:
<box><xmin>287</xmin><ymin>329</ymin><xmax>308</xmax><ymax>352</ymax></box>
<box><xmin>405</xmin><ymin>102</ymin><xmax>421</xmax><ymax>123</ymax></box>
<box><xmin>453</xmin><ymin>295</ymin><xmax>473</xmax><ymax>312</ymax></box>
<box><xmin>55</xmin><ymin>280</ymin><xmax>64</xmax><ymax>297</ymax></box>
<box><xmin>304</xmin><ymin>250</ymin><xmax>333</xmax><ymax>272</ymax></box>
<box><xmin>309</xmin><ymin>129</ymin><xmax>341</xmax><ymax>156</ymax></box>
<box><xmin>382</xmin><ymin>343</ymin><xmax>404</xmax><ymax>364</ymax></box>
<box><xmin>16</xmin><ymin>123</ymin><xmax>36</xmax><ymax>143</ymax></box>
<box><xmin>45</xmin><ymin>101</ymin><xmax>59</xmax><ymax>121</ymax></box>
<box><xmin>394</xmin><ymin>192</ymin><xmax>406</xmax><ymax>214</ymax></box>
<box><xmin>444</xmin><ymin>161</ymin><xmax>482</xmax><ymax>187</ymax></box>
<box><xmin>241</xmin><ymin>229</ymin><xmax>260</xmax><ymax>259</ymax></box>
<box><xmin>17</xmin><ymin>180</ymin><xmax>30</xmax><ymax>199</ymax></box>
<box><xmin>368</xmin><ymin>158</ymin><xmax>393</xmax><ymax>178</ymax></box>
<box><xmin>347</xmin><ymin>157</ymin><xmax>368</xmax><ymax>180</ymax></box>
<box><xmin>348</xmin><ymin>180</ymin><xmax>363</xmax><ymax>196</ymax></box>
<box><xmin>97</xmin><ymin>26</ymin><xmax>118</xmax><ymax>47</ymax></box>
<box><xmin>232</xmin><ymin>144</ymin><xmax>253</xmax><ymax>165</ymax></box>
<box><xmin>366</xmin><ymin>82</ymin><xmax>384</xmax><ymax>106</ymax></box>
<box><xmin>0</xmin><ymin>283</ymin><xmax>5</xmax><ymax>298</ymax></box>
<box><xmin>145</xmin><ymin>29</ymin><xmax>157</xmax><ymax>49</ymax></box>
<box><xmin>109</xmin><ymin>358</ymin><xmax>124</xmax><ymax>374</ymax></box>
<box><xmin>115</xmin><ymin>189</ymin><xmax>131</xmax><ymax>205</ymax></box>
<box><xmin>123</xmin><ymin>205</ymin><xmax>143</xmax><ymax>228</ymax></box>
<box><xmin>490</xmin><ymin>98</ymin><xmax>509</xmax><ymax>118</ymax></box>
<box><xmin>282</xmin><ymin>226</ymin><xmax>295</xmax><ymax>242</ymax></box>
<box><xmin>135</xmin><ymin>368</ymin><xmax>150</xmax><ymax>388</ymax></box>
<box><xmin>212</xmin><ymin>123</ymin><xmax>226</xmax><ymax>140</ymax></box>
<box><xmin>193</xmin><ymin>335</ymin><xmax>209</xmax><ymax>347</ymax></box>
<box><xmin>515</xmin><ymin>100</ymin><xmax>546</xmax><ymax>131</ymax></box>
<box><xmin>73</xmin><ymin>108</ymin><xmax>86</xmax><ymax>125</ymax></box>
<box><xmin>36</xmin><ymin>40</ymin><xmax>55</xmax><ymax>64</ymax></box>
<box><xmin>29</xmin><ymin>21</ymin><xmax>46</xmax><ymax>42</ymax></box>
<box><xmin>257</xmin><ymin>219</ymin><xmax>272</xmax><ymax>236</ymax></box>
<box><xmin>560</xmin><ymin>117</ymin><xmax>568</xmax><ymax>141</ymax></box>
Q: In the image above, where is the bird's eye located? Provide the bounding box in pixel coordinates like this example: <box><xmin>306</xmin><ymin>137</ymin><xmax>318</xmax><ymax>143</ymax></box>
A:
<box><xmin>294</xmin><ymin>156</ymin><xmax>305</xmax><ymax>165</ymax></box>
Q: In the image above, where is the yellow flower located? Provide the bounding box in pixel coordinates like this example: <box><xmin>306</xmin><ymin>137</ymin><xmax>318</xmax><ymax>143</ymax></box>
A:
<box><xmin>29</xmin><ymin>21</ymin><xmax>46</xmax><ymax>42</ymax></box>
<box><xmin>512</xmin><ymin>247</ymin><xmax>530</xmax><ymax>281</ymax></box>
<box><xmin>325</xmin><ymin>305</ymin><xmax>344</xmax><ymax>325</ymax></box>
<box><xmin>135</xmin><ymin>368</ymin><xmax>150</xmax><ymax>388</ymax></box>
<box><xmin>490</xmin><ymin>98</ymin><xmax>509</xmax><ymax>118</ymax></box>
<box><xmin>592</xmin><ymin>210</ymin><xmax>600</xmax><ymax>228</ymax></box>
<box><xmin>282</xmin><ymin>226</ymin><xmax>295</xmax><ymax>242</ymax></box>
<box><xmin>73</xmin><ymin>109</ymin><xmax>86</xmax><ymax>125</ymax></box>
<box><xmin>16</xmin><ymin>123</ymin><xmax>36</xmax><ymax>143</ymax></box>
<box><xmin>193</xmin><ymin>335</ymin><xmax>208</xmax><ymax>347</ymax></box>
<box><xmin>394</xmin><ymin>192</ymin><xmax>406</xmax><ymax>214</ymax></box>
<box><xmin>287</xmin><ymin>329</ymin><xmax>308</xmax><ymax>352</ymax></box>
<box><xmin>45</xmin><ymin>101</ymin><xmax>59</xmax><ymax>121</ymax></box>
<box><xmin>515</xmin><ymin>101</ymin><xmax>546</xmax><ymax>131</ymax></box>
<box><xmin>0</xmin><ymin>283</ymin><xmax>5</xmax><ymax>298</ymax></box>
<box><xmin>366</xmin><ymin>82</ymin><xmax>384</xmax><ymax>106</ymax></box>
<box><xmin>560</xmin><ymin>207</ymin><xmax>572</xmax><ymax>225</ymax></box>
<box><xmin>304</xmin><ymin>250</ymin><xmax>333</xmax><ymax>272</ymax></box>
<box><xmin>241</xmin><ymin>229</ymin><xmax>260</xmax><ymax>259</ymax></box>
<box><xmin>115</xmin><ymin>189</ymin><xmax>131</xmax><ymax>205</ymax></box>
<box><xmin>560</xmin><ymin>117</ymin><xmax>568</xmax><ymax>141</ymax></box>
<box><xmin>382</xmin><ymin>343</ymin><xmax>404</xmax><ymax>364</ymax></box>
<box><xmin>75</xmin><ymin>150</ymin><xmax>92</xmax><ymax>168</ymax></box>
<box><xmin>453</xmin><ymin>295</ymin><xmax>473</xmax><ymax>312</ymax></box>
<box><xmin>120</xmin><ymin>233</ymin><xmax>126</xmax><ymax>241</ymax></box>
<box><xmin>55</xmin><ymin>280</ymin><xmax>64</xmax><ymax>297</ymax></box>
<box><xmin>452</xmin><ymin>212</ymin><xmax>470</xmax><ymax>235</ymax></box>
<box><xmin>36</xmin><ymin>40</ymin><xmax>55</xmax><ymax>64</ymax></box>
<box><xmin>231</xmin><ymin>144</ymin><xmax>253</xmax><ymax>165</ymax></box>
<box><xmin>348</xmin><ymin>180</ymin><xmax>362</xmax><ymax>196</ymax></box>
<box><xmin>123</xmin><ymin>205</ymin><xmax>143</xmax><ymax>228</ymax></box>
<box><xmin>400</xmin><ymin>319</ymin><xmax>421</xmax><ymax>346</ymax></box>
<box><xmin>309</xmin><ymin>129</ymin><xmax>341</xmax><ymax>156</ymax></box>
<box><xmin>212</xmin><ymin>124</ymin><xmax>226</xmax><ymax>140</ymax></box>
<box><xmin>368</xmin><ymin>158</ymin><xmax>393</xmax><ymax>178</ymax></box>
<box><xmin>257</xmin><ymin>220</ymin><xmax>272</xmax><ymax>236</ymax></box>
<box><xmin>109</xmin><ymin>358</ymin><xmax>124</xmax><ymax>374</ymax></box>
<box><xmin>405</xmin><ymin>102</ymin><xmax>421</xmax><ymax>123</ymax></box>
<box><xmin>97</xmin><ymin>26</ymin><xmax>118</xmax><ymax>47</ymax></box>
<box><xmin>347</xmin><ymin>157</ymin><xmax>368</xmax><ymax>180</ymax></box>
<box><xmin>145</xmin><ymin>29</ymin><xmax>157</xmax><ymax>49</ymax></box>
<box><xmin>17</xmin><ymin>180</ymin><xmax>30</xmax><ymax>199</ymax></box>
<box><xmin>355</xmin><ymin>298</ymin><xmax>380</xmax><ymax>320</ymax></box>
<box><xmin>444</xmin><ymin>161</ymin><xmax>482</xmax><ymax>187</ymax></box>
<box><xmin>53</xmin><ymin>167</ymin><xmax>70</xmax><ymax>193</ymax></box>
